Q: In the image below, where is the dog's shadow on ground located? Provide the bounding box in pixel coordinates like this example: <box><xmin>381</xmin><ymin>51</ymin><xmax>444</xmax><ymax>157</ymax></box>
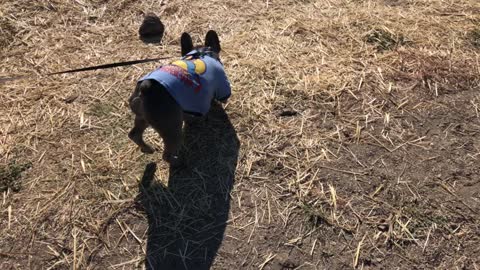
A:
<box><xmin>136</xmin><ymin>102</ymin><xmax>239</xmax><ymax>270</ymax></box>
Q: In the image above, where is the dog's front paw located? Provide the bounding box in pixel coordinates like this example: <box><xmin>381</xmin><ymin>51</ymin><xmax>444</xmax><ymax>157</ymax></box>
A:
<box><xmin>141</xmin><ymin>145</ymin><xmax>155</xmax><ymax>154</ymax></box>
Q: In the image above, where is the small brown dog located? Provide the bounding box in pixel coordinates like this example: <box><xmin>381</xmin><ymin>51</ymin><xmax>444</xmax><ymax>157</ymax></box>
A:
<box><xmin>128</xmin><ymin>31</ymin><xmax>231</xmax><ymax>166</ymax></box>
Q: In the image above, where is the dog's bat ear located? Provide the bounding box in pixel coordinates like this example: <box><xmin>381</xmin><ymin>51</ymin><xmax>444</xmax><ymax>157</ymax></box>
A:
<box><xmin>205</xmin><ymin>30</ymin><xmax>221</xmax><ymax>53</ymax></box>
<box><xmin>181</xmin><ymin>32</ymin><xmax>194</xmax><ymax>56</ymax></box>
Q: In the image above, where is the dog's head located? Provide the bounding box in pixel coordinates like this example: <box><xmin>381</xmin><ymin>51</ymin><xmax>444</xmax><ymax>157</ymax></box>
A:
<box><xmin>180</xmin><ymin>30</ymin><xmax>222</xmax><ymax>62</ymax></box>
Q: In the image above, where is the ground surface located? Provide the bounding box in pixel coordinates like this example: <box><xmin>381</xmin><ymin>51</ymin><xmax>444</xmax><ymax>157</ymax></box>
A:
<box><xmin>1</xmin><ymin>0</ymin><xmax>480</xmax><ymax>269</ymax></box>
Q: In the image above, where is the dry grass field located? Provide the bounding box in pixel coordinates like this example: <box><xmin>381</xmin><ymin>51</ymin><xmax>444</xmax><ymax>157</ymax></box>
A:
<box><xmin>1</xmin><ymin>0</ymin><xmax>480</xmax><ymax>269</ymax></box>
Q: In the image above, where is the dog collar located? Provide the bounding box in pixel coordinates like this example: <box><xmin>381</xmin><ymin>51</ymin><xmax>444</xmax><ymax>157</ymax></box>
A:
<box><xmin>182</xmin><ymin>48</ymin><xmax>220</xmax><ymax>63</ymax></box>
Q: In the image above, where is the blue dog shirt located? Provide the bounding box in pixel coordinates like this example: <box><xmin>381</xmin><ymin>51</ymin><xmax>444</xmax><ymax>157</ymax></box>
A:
<box><xmin>139</xmin><ymin>51</ymin><xmax>231</xmax><ymax>116</ymax></box>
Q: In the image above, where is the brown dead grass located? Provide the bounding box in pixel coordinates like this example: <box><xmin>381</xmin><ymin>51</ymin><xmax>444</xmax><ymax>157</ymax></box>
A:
<box><xmin>1</xmin><ymin>0</ymin><xmax>480</xmax><ymax>269</ymax></box>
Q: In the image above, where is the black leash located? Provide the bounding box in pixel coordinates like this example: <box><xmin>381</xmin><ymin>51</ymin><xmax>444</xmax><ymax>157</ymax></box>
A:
<box><xmin>0</xmin><ymin>56</ymin><xmax>172</xmax><ymax>83</ymax></box>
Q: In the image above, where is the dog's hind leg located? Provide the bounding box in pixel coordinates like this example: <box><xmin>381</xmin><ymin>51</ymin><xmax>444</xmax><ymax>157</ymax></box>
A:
<box><xmin>161</xmin><ymin>126</ymin><xmax>182</xmax><ymax>166</ymax></box>
<box><xmin>150</xmin><ymin>113</ymin><xmax>183</xmax><ymax>166</ymax></box>
<box><xmin>129</xmin><ymin>116</ymin><xmax>155</xmax><ymax>154</ymax></box>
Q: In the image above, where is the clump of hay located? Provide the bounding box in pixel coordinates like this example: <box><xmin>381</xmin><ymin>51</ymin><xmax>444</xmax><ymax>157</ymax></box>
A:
<box><xmin>138</xmin><ymin>13</ymin><xmax>164</xmax><ymax>44</ymax></box>
<box><xmin>468</xmin><ymin>28</ymin><xmax>480</xmax><ymax>48</ymax></box>
<box><xmin>0</xmin><ymin>162</ymin><xmax>31</xmax><ymax>193</ymax></box>
<box><xmin>365</xmin><ymin>27</ymin><xmax>409</xmax><ymax>51</ymax></box>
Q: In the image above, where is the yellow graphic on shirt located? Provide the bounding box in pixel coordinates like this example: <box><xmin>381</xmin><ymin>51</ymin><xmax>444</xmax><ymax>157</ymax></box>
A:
<box><xmin>171</xmin><ymin>59</ymin><xmax>206</xmax><ymax>75</ymax></box>
<box><xmin>192</xmin><ymin>59</ymin><xmax>206</xmax><ymax>74</ymax></box>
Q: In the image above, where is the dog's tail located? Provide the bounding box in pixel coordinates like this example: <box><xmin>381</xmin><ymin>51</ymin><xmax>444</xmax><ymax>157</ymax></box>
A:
<box><xmin>130</xmin><ymin>80</ymin><xmax>156</xmax><ymax>116</ymax></box>
<box><xmin>137</xmin><ymin>79</ymin><xmax>181</xmax><ymax>117</ymax></box>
